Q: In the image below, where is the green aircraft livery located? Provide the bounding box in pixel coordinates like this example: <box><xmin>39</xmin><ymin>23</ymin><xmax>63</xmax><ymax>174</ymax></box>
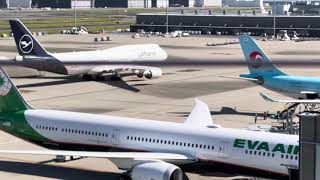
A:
<box><xmin>234</xmin><ymin>138</ymin><xmax>299</xmax><ymax>155</ymax></box>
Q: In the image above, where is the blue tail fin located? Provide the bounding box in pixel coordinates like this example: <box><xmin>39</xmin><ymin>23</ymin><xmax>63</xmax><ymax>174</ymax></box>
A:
<box><xmin>238</xmin><ymin>35</ymin><xmax>286</xmax><ymax>77</ymax></box>
<box><xmin>9</xmin><ymin>19</ymin><xmax>49</xmax><ymax>56</ymax></box>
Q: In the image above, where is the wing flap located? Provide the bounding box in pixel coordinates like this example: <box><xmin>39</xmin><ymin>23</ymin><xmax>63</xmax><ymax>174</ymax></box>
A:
<box><xmin>0</xmin><ymin>150</ymin><xmax>195</xmax><ymax>161</ymax></box>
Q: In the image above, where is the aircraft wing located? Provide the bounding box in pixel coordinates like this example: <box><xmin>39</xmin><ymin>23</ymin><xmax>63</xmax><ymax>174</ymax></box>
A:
<box><xmin>88</xmin><ymin>65</ymin><xmax>162</xmax><ymax>78</ymax></box>
<box><xmin>260</xmin><ymin>93</ymin><xmax>320</xmax><ymax>104</ymax></box>
<box><xmin>0</xmin><ymin>150</ymin><xmax>195</xmax><ymax>163</ymax></box>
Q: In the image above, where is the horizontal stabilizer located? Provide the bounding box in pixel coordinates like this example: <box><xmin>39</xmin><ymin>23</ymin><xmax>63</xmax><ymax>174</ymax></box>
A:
<box><xmin>260</xmin><ymin>93</ymin><xmax>320</xmax><ymax>104</ymax></box>
<box><xmin>218</xmin><ymin>75</ymin><xmax>258</xmax><ymax>82</ymax></box>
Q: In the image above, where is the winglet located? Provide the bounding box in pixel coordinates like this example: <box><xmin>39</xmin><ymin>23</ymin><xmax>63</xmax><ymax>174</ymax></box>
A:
<box><xmin>185</xmin><ymin>98</ymin><xmax>214</xmax><ymax>127</ymax></box>
<box><xmin>259</xmin><ymin>93</ymin><xmax>277</xmax><ymax>102</ymax></box>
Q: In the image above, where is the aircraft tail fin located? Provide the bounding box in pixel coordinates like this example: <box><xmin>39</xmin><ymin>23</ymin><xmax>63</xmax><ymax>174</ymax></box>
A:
<box><xmin>0</xmin><ymin>67</ymin><xmax>31</xmax><ymax>112</ymax></box>
<box><xmin>9</xmin><ymin>19</ymin><xmax>49</xmax><ymax>56</ymax></box>
<box><xmin>238</xmin><ymin>35</ymin><xmax>286</xmax><ymax>77</ymax></box>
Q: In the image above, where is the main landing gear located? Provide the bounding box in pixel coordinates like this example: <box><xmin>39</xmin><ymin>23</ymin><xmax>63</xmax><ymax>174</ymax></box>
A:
<box><xmin>82</xmin><ymin>73</ymin><xmax>122</xmax><ymax>81</ymax></box>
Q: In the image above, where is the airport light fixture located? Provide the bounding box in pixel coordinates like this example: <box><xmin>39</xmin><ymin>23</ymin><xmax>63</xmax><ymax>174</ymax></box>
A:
<box><xmin>74</xmin><ymin>0</ymin><xmax>77</xmax><ymax>28</ymax></box>
<box><xmin>166</xmin><ymin>0</ymin><xmax>169</xmax><ymax>33</ymax></box>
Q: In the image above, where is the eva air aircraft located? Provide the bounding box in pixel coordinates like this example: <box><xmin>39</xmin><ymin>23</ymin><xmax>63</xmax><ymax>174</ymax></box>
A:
<box><xmin>0</xmin><ymin>67</ymin><xmax>298</xmax><ymax>180</ymax></box>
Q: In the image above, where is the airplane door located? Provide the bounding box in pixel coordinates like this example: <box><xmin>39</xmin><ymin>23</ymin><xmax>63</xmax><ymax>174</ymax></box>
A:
<box><xmin>111</xmin><ymin>129</ymin><xmax>120</xmax><ymax>145</ymax></box>
<box><xmin>218</xmin><ymin>141</ymin><xmax>229</xmax><ymax>159</ymax></box>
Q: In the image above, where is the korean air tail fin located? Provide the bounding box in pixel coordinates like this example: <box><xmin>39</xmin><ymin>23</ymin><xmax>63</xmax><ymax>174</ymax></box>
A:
<box><xmin>9</xmin><ymin>19</ymin><xmax>49</xmax><ymax>56</ymax></box>
<box><xmin>238</xmin><ymin>35</ymin><xmax>286</xmax><ymax>77</ymax></box>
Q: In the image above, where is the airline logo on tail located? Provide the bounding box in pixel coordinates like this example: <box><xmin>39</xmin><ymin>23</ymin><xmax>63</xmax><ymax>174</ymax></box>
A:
<box><xmin>19</xmin><ymin>34</ymin><xmax>33</xmax><ymax>54</ymax></box>
<box><xmin>0</xmin><ymin>71</ymin><xmax>11</xmax><ymax>96</ymax></box>
<box><xmin>249</xmin><ymin>51</ymin><xmax>263</xmax><ymax>69</ymax></box>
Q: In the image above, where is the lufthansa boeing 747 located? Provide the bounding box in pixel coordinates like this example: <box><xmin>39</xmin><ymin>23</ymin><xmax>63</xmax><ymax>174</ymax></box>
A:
<box><xmin>10</xmin><ymin>19</ymin><xmax>167</xmax><ymax>81</ymax></box>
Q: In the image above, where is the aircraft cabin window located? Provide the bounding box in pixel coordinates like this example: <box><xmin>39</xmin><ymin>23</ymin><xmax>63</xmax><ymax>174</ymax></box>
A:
<box><xmin>290</xmin><ymin>156</ymin><xmax>293</xmax><ymax>160</ymax></box>
<box><xmin>267</xmin><ymin>153</ymin><xmax>270</xmax><ymax>157</ymax></box>
<box><xmin>157</xmin><ymin>140</ymin><xmax>159</xmax><ymax>143</ymax></box>
<box><xmin>249</xmin><ymin>151</ymin><xmax>252</xmax><ymax>155</ymax></box>
<box><xmin>272</xmin><ymin>153</ymin><xmax>275</xmax><ymax>157</ymax></box>
<box><xmin>245</xmin><ymin>150</ymin><xmax>248</xmax><ymax>154</ymax></box>
<box><xmin>263</xmin><ymin>152</ymin><xmax>265</xmax><ymax>156</ymax></box>
<box><xmin>164</xmin><ymin>140</ymin><xmax>167</xmax><ymax>144</ymax></box>
<box><xmin>254</xmin><ymin>151</ymin><xmax>257</xmax><ymax>155</ymax></box>
<box><xmin>286</xmin><ymin>155</ymin><xmax>289</xmax><ymax>159</ymax></box>
<box><xmin>281</xmin><ymin>154</ymin><xmax>284</xmax><ymax>158</ymax></box>
<box><xmin>184</xmin><ymin>143</ymin><xmax>186</xmax><ymax>146</ymax></box>
<box><xmin>212</xmin><ymin>146</ymin><xmax>214</xmax><ymax>150</ymax></box>
<box><xmin>191</xmin><ymin>144</ymin><xmax>194</xmax><ymax>148</ymax></box>
<box><xmin>295</xmin><ymin>156</ymin><xmax>298</xmax><ymax>160</ymax></box>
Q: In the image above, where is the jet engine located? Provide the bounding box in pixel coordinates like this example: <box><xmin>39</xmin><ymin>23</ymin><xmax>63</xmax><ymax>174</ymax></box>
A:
<box><xmin>130</xmin><ymin>161</ymin><xmax>183</xmax><ymax>180</ymax></box>
<box><xmin>143</xmin><ymin>68</ymin><xmax>162</xmax><ymax>79</ymax></box>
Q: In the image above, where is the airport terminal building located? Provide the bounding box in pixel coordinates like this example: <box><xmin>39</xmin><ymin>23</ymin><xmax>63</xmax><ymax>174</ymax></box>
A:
<box><xmin>130</xmin><ymin>12</ymin><xmax>320</xmax><ymax>37</ymax></box>
<box><xmin>0</xmin><ymin>0</ymin><xmax>222</xmax><ymax>8</ymax></box>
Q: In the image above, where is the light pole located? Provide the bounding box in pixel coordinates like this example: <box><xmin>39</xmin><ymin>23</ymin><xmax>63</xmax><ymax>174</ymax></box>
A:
<box><xmin>273</xmin><ymin>0</ymin><xmax>276</xmax><ymax>38</ymax></box>
<box><xmin>74</xmin><ymin>0</ymin><xmax>77</xmax><ymax>28</ymax></box>
<box><xmin>166</xmin><ymin>0</ymin><xmax>169</xmax><ymax>33</ymax></box>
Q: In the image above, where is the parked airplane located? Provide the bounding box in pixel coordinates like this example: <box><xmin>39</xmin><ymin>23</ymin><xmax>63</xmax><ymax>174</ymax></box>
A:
<box><xmin>10</xmin><ymin>19</ymin><xmax>167</xmax><ymax>80</ymax></box>
<box><xmin>238</xmin><ymin>35</ymin><xmax>320</xmax><ymax>104</ymax></box>
<box><xmin>0</xmin><ymin>67</ymin><xmax>298</xmax><ymax>180</ymax></box>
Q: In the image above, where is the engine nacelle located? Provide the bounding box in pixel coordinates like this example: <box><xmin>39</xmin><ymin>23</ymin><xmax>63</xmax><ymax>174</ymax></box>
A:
<box><xmin>130</xmin><ymin>161</ymin><xmax>183</xmax><ymax>180</ymax></box>
<box><xmin>143</xmin><ymin>68</ymin><xmax>162</xmax><ymax>79</ymax></box>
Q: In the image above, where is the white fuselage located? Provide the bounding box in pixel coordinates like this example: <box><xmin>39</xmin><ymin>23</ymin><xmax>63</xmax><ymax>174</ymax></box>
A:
<box><xmin>19</xmin><ymin>44</ymin><xmax>167</xmax><ymax>75</ymax></box>
<box><xmin>49</xmin><ymin>44</ymin><xmax>167</xmax><ymax>75</ymax></box>
<box><xmin>24</xmin><ymin>109</ymin><xmax>298</xmax><ymax>176</ymax></box>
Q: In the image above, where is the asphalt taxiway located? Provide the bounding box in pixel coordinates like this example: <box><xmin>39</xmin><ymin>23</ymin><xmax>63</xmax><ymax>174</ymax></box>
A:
<box><xmin>0</xmin><ymin>34</ymin><xmax>316</xmax><ymax>179</ymax></box>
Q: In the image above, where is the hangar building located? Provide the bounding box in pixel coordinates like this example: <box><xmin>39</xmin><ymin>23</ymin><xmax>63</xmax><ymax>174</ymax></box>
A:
<box><xmin>0</xmin><ymin>0</ymin><xmax>32</xmax><ymax>8</ymax></box>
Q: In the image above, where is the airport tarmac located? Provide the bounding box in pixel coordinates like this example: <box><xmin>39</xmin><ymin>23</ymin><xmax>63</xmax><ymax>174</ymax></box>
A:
<box><xmin>0</xmin><ymin>34</ymin><xmax>316</xmax><ymax>179</ymax></box>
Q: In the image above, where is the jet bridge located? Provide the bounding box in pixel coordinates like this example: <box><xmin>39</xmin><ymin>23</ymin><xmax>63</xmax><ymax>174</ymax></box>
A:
<box><xmin>298</xmin><ymin>112</ymin><xmax>320</xmax><ymax>180</ymax></box>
